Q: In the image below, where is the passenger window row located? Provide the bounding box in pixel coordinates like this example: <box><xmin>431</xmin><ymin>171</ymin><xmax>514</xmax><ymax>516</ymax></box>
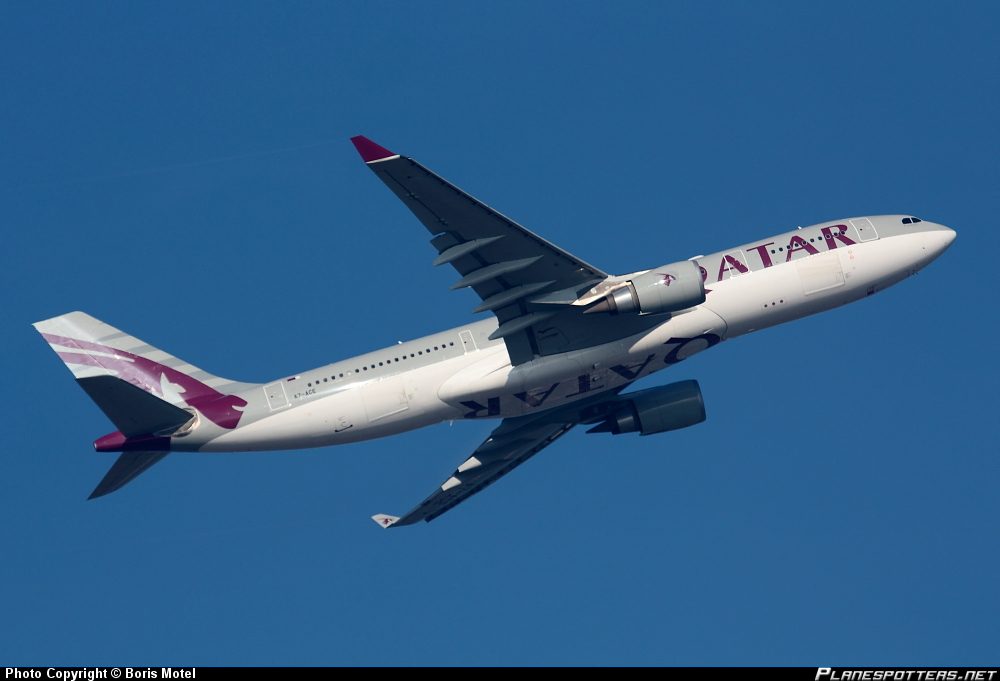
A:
<box><xmin>769</xmin><ymin>229</ymin><xmax>847</xmax><ymax>254</ymax></box>
<box><xmin>306</xmin><ymin>342</ymin><xmax>456</xmax><ymax>387</ymax></box>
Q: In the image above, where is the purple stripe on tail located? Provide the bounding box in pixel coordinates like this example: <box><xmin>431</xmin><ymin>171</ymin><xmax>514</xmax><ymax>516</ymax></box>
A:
<box><xmin>41</xmin><ymin>333</ymin><xmax>247</xmax><ymax>429</ymax></box>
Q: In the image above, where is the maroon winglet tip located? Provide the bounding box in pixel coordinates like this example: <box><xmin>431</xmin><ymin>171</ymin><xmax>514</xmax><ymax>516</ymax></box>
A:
<box><xmin>350</xmin><ymin>136</ymin><xmax>395</xmax><ymax>162</ymax></box>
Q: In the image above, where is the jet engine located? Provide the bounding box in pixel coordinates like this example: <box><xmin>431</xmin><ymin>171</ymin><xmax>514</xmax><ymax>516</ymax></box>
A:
<box><xmin>586</xmin><ymin>380</ymin><xmax>706</xmax><ymax>435</ymax></box>
<box><xmin>585</xmin><ymin>260</ymin><xmax>705</xmax><ymax>316</ymax></box>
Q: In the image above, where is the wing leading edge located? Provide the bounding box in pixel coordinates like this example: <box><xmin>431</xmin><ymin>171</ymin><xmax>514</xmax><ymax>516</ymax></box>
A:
<box><xmin>351</xmin><ymin>136</ymin><xmax>630</xmax><ymax>365</ymax></box>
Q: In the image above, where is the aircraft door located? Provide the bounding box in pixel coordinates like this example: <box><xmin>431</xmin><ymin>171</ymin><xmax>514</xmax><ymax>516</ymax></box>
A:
<box><xmin>264</xmin><ymin>381</ymin><xmax>290</xmax><ymax>410</ymax></box>
<box><xmin>798</xmin><ymin>251</ymin><xmax>845</xmax><ymax>295</ymax></box>
<box><xmin>850</xmin><ymin>218</ymin><xmax>879</xmax><ymax>242</ymax></box>
<box><xmin>459</xmin><ymin>330</ymin><xmax>477</xmax><ymax>353</ymax></box>
<box><xmin>360</xmin><ymin>376</ymin><xmax>410</xmax><ymax>423</ymax></box>
<box><xmin>717</xmin><ymin>250</ymin><xmax>750</xmax><ymax>281</ymax></box>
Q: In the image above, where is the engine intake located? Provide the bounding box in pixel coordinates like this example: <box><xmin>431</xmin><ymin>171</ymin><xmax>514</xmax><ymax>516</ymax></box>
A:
<box><xmin>586</xmin><ymin>380</ymin><xmax>706</xmax><ymax>436</ymax></box>
<box><xmin>585</xmin><ymin>260</ymin><xmax>705</xmax><ymax>316</ymax></box>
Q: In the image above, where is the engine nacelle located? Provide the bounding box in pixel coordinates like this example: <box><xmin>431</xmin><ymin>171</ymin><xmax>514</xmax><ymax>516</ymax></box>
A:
<box><xmin>587</xmin><ymin>380</ymin><xmax>706</xmax><ymax>436</ymax></box>
<box><xmin>586</xmin><ymin>260</ymin><xmax>705</xmax><ymax>316</ymax></box>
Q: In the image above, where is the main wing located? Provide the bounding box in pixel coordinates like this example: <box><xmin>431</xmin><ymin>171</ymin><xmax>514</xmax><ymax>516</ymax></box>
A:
<box><xmin>372</xmin><ymin>388</ymin><xmax>628</xmax><ymax>528</ymax></box>
<box><xmin>351</xmin><ymin>137</ymin><xmax>663</xmax><ymax>364</ymax></box>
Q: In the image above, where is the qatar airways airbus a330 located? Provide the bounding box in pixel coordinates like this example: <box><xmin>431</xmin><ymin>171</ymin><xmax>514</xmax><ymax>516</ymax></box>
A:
<box><xmin>34</xmin><ymin>137</ymin><xmax>956</xmax><ymax>527</ymax></box>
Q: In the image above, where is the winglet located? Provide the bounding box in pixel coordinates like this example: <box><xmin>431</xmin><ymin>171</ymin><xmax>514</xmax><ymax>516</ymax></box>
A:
<box><xmin>372</xmin><ymin>514</ymin><xmax>400</xmax><ymax>529</ymax></box>
<box><xmin>350</xmin><ymin>136</ymin><xmax>397</xmax><ymax>163</ymax></box>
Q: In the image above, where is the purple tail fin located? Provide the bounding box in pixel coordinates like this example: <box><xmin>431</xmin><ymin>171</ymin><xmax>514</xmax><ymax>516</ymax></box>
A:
<box><xmin>33</xmin><ymin>312</ymin><xmax>257</xmax><ymax>430</ymax></box>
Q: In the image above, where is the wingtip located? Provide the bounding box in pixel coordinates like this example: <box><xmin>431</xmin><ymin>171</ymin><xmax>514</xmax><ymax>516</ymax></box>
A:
<box><xmin>350</xmin><ymin>136</ymin><xmax>397</xmax><ymax>163</ymax></box>
<box><xmin>372</xmin><ymin>514</ymin><xmax>400</xmax><ymax>529</ymax></box>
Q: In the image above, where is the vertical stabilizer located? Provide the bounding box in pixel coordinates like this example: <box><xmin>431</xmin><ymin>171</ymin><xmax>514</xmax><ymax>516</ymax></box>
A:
<box><xmin>33</xmin><ymin>312</ymin><xmax>260</xmax><ymax>498</ymax></box>
<box><xmin>33</xmin><ymin>312</ymin><xmax>256</xmax><ymax>431</ymax></box>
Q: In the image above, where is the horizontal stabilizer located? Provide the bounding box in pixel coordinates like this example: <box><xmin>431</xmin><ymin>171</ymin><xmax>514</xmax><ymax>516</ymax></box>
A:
<box><xmin>77</xmin><ymin>376</ymin><xmax>194</xmax><ymax>438</ymax></box>
<box><xmin>89</xmin><ymin>451</ymin><xmax>170</xmax><ymax>499</ymax></box>
<box><xmin>372</xmin><ymin>514</ymin><xmax>400</xmax><ymax>529</ymax></box>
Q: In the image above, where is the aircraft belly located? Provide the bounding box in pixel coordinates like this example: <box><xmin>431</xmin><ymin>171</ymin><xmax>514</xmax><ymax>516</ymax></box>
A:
<box><xmin>435</xmin><ymin>305</ymin><xmax>729</xmax><ymax>421</ymax></box>
<box><xmin>200</xmin><ymin>383</ymin><xmax>449</xmax><ymax>451</ymax></box>
<box><xmin>842</xmin><ymin>231</ymin><xmax>935</xmax><ymax>293</ymax></box>
<box><xmin>701</xmin><ymin>263</ymin><xmax>803</xmax><ymax>338</ymax></box>
<box><xmin>701</xmin><ymin>232</ymin><xmax>934</xmax><ymax>340</ymax></box>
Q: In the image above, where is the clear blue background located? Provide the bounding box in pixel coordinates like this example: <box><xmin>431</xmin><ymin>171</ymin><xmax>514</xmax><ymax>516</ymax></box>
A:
<box><xmin>2</xmin><ymin>1</ymin><xmax>996</xmax><ymax>666</ymax></box>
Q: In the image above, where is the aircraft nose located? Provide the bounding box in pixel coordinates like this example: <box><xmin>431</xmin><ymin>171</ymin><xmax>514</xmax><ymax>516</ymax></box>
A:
<box><xmin>921</xmin><ymin>224</ymin><xmax>956</xmax><ymax>263</ymax></box>
<box><xmin>940</xmin><ymin>226</ymin><xmax>957</xmax><ymax>249</ymax></box>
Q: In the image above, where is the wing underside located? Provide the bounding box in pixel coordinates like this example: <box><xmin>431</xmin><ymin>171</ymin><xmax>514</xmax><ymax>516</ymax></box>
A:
<box><xmin>352</xmin><ymin>137</ymin><xmax>664</xmax><ymax>365</ymax></box>
<box><xmin>373</xmin><ymin>387</ymin><xmax>629</xmax><ymax>527</ymax></box>
<box><xmin>375</xmin><ymin>421</ymin><xmax>575</xmax><ymax>528</ymax></box>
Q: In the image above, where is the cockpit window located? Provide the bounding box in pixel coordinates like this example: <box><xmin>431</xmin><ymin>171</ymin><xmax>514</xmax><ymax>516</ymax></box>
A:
<box><xmin>901</xmin><ymin>217</ymin><xmax>922</xmax><ymax>224</ymax></box>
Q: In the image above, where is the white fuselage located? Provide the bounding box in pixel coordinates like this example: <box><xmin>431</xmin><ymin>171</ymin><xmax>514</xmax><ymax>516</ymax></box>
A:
<box><xmin>186</xmin><ymin>216</ymin><xmax>954</xmax><ymax>453</ymax></box>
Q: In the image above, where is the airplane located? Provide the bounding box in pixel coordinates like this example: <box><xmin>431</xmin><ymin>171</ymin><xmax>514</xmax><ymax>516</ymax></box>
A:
<box><xmin>33</xmin><ymin>136</ymin><xmax>957</xmax><ymax>528</ymax></box>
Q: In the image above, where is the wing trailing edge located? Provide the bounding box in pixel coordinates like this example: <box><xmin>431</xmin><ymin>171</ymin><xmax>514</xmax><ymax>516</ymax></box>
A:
<box><xmin>370</xmin><ymin>387</ymin><xmax>634</xmax><ymax>528</ymax></box>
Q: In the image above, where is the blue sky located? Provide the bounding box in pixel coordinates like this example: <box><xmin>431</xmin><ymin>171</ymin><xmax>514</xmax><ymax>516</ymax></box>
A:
<box><xmin>2</xmin><ymin>1</ymin><xmax>997</xmax><ymax>665</ymax></box>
